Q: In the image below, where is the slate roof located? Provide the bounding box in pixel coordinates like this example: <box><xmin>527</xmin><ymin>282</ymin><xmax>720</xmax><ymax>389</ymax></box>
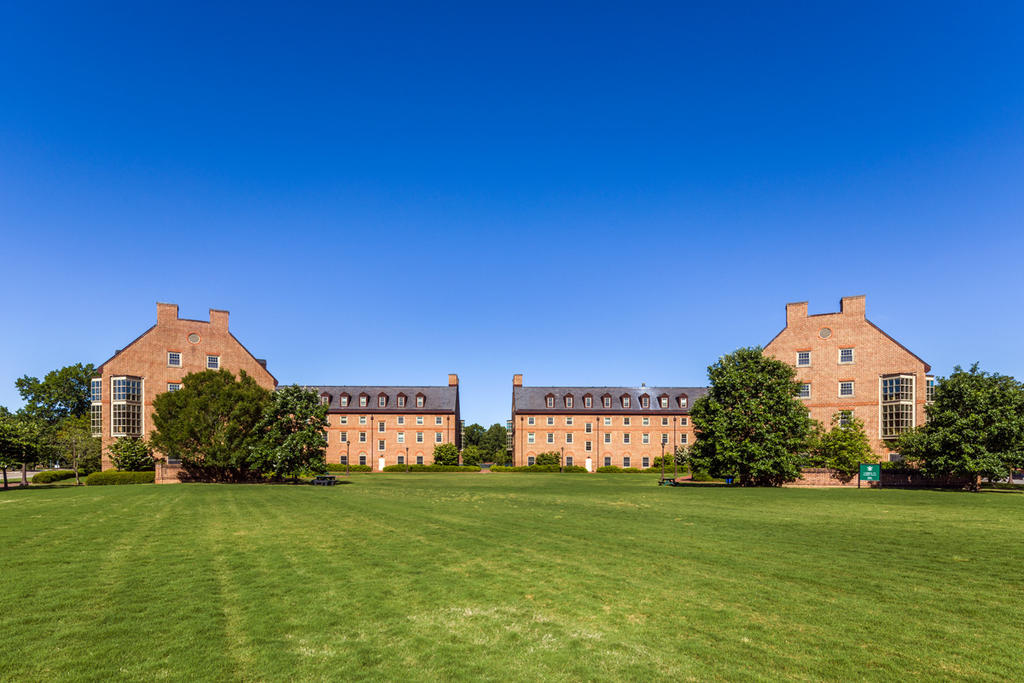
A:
<box><xmin>292</xmin><ymin>385</ymin><xmax>458</xmax><ymax>412</ymax></box>
<box><xmin>513</xmin><ymin>386</ymin><xmax>708</xmax><ymax>414</ymax></box>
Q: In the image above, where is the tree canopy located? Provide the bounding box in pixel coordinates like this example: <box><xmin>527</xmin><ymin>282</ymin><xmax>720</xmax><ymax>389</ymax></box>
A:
<box><xmin>897</xmin><ymin>364</ymin><xmax>1024</xmax><ymax>484</ymax></box>
<box><xmin>807</xmin><ymin>413</ymin><xmax>875</xmax><ymax>477</ymax></box>
<box><xmin>433</xmin><ymin>442</ymin><xmax>459</xmax><ymax>466</ymax></box>
<box><xmin>15</xmin><ymin>363</ymin><xmax>95</xmax><ymax>425</ymax></box>
<box><xmin>689</xmin><ymin>346</ymin><xmax>815</xmax><ymax>486</ymax></box>
<box><xmin>248</xmin><ymin>385</ymin><xmax>328</xmax><ymax>479</ymax></box>
<box><xmin>150</xmin><ymin>369</ymin><xmax>272</xmax><ymax>480</ymax></box>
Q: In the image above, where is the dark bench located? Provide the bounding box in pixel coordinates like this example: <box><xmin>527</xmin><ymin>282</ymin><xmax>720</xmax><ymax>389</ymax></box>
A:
<box><xmin>311</xmin><ymin>475</ymin><xmax>337</xmax><ymax>486</ymax></box>
<box><xmin>659</xmin><ymin>478</ymin><xmax>683</xmax><ymax>486</ymax></box>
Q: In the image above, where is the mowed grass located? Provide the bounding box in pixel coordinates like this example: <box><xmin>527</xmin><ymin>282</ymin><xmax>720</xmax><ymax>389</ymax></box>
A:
<box><xmin>1</xmin><ymin>476</ymin><xmax>1023</xmax><ymax>681</ymax></box>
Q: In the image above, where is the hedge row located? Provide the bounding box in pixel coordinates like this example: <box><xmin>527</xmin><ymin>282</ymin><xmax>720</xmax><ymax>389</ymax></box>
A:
<box><xmin>85</xmin><ymin>471</ymin><xmax>155</xmax><ymax>486</ymax></box>
<box><xmin>31</xmin><ymin>470</ymin><xmax>77</xmax><ymax>484</ymax></box>
<box><xmin>324</xmin><ymin>464</ymin><xmax>372</xmax><ymax>472</ymax></box>
<box><xmin>381</xmin><ymin>464</ymin><xmax>480</xmax><ymax>472</ymax></box>
<box><xmin>490</xmin><ymin>464</ymin><xmax>589</xmax><ymax>473</ymax></box>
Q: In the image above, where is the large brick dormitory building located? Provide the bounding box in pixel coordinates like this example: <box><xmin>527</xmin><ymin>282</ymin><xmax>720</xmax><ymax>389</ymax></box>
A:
<box><xmin>509</xmin><ymin>374</ymin><xmax>706</xmax><ymax>471</ymax></box>
<box><xmin>91</xmin><ymin>303</ymin><xmax>278</xmax><ymax>472</ymax></box>
<box><xmin>294</xmin><ymin>377</ymin><xmax>462</xmax><ymax>470</ymax></box>
<box><xmin>764</xmin><ymin>295</ymin><xmax>933</xmax><ymax>460</ymax></box>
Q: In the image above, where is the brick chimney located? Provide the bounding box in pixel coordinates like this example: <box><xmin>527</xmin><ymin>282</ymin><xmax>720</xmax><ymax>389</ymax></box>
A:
<box><xmin>157</xmin><ymin>302</ymin><xmax>179</xmax><ymax>325</ymax></box>
<box><xmin>785</xmin><ymin>301</ymin><xmax>808</xmax><ymax>326</ymax></box>
<box><xmin>513</xmin><ymin>374</ymin><xmax>523</xmax><ymax>387</ymax></box>
<box><xmin>840</xmin><ymin>295</ymin><xmax>866</xmax><ymax>318</ymax></box>
<box><xmin>209</xmin><ymin>309</ymin><xmax>229</xmax><ymax>329</ymax></box>
<box><xmin>448</xmin><ymin>373</ymin><xmax>459</xmax><ymax>387</ymax></box>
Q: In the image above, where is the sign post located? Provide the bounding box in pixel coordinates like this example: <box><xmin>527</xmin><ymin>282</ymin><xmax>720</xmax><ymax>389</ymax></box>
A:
<box><xmin>859</xmin><ymin>463</ymin><xmax>880</xmax><ymax>488</ymax></box>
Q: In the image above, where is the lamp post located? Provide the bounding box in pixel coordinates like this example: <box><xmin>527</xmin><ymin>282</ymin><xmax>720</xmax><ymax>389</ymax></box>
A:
<box><xmin>346</xmin><ymin>441</ymin><xmax>350</xmax><ymax>477</ymax></box>
<box><xmin>560</xmin><ymin>446</ymin><xmax>564</xmax><ymax>473</ymax></box>
<box><xmin>661</xmin><ymin>442</ymin><xmax>665</xmax><ymax>480</ymax></box>
<box><xmin>406</xmin><ymin>446</ymin><xmax>409</xmax><ymax>473</ymax></box>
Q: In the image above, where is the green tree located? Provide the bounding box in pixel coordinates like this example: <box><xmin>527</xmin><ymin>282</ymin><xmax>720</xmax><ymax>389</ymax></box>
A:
<box><xmin>463</xmin><ymin>423</ymin><xmax>486</xmax><ymax>448</ymax></box>
<box><xmin>460</xmin><ymin>444</ymin><xmax>487</xmax><ymax>466</ymax></box>
<box><xmin>807</xmin><ymin>413</ymin><xmax>875</xmax><ymax>477</ymax></box>
<box><xmin>433</xmin><ymin>442</ymin><xmax>459</xmax><ymax>465</ymax></box>
<box><xmin>482</xmin><ymin>423</ymin><xmax>507</xmax><ymax>458</ymax></box>
<box><xmin>55</xmin><ymin>414</ymin><xmax>100</xmax><ymax>485</ymax></box>
<box><xmin>249</xmin><ymin>385</ymin><xmax>329</xmax><ymax>480</ymax></box>
<box><xmin>15</xmin><ymin>363</ymin><xmax>95</xmax><ymax>425</ymax></box>
<box><xmin>689</xmin><ymin>347</ymin><xmax>815</xmax><ymax>486</ymax></box>
<box><xmin>107</xmin><ymin>437</ymin><xmax>155</xmax><ymax>471</ymax></box>
<box><xmin>0</xmin><ymin>414</ymin><xmax>41</xmax><ymax>488</ymax></box>
<box><xmin>896</xmin><ymin>364</ymin><xmax>1024</xmax><ymax>487</ymax></box>
<box><xmin>150</xmin><ymin>369</ymin><xmax>271</xmax><ymax>481</ymax></box>
<box><xmin>534</xmin><ymin>451</ymin><xmax>560</xmax><ymax>466</ymax></box>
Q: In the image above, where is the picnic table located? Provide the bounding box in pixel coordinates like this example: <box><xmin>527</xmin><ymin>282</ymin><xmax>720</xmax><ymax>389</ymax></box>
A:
<box><xmin>311</xmin><ymin>475</ymin><xmax>337</xmax><ymax>486</ymax></box>
<box><xmin>659</xmin><ymin>478</ymin><xmax>683</xmax><ymax>486</ymax></box>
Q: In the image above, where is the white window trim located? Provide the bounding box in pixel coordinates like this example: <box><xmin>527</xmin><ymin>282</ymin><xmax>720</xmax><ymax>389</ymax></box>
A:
<box><xmin>206</xmin><ymin>355</ymin><xmax>220</xmax><ymax>370</ymax></box>
<box><xmin>167</xmin><ymin>351</ymin><xmax>182</xmax><ymax>367</ymax></box>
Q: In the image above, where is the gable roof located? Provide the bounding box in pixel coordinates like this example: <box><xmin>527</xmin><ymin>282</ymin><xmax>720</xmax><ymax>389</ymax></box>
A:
<box><xmin>292</xmin><ymin>385</ymin><xmax>458</xmax><ymax>412</ymax></box>
<box><xmin>513</xmin><ymin>386</ymin><xmax>707</xmax><ymax>413</ymax></box>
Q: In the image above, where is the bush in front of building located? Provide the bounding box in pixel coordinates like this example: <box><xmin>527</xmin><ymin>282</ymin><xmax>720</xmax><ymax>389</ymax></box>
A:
<box><xmin>805</xmin><ymin>413</ymin><xmax>876</xmax><ymax>478</ymax></box>
<box><xmin>490</xmin><ymin>464</ymin><xmax>588</xmax><ymax>473</ymax></box>
<box><xmin>31</xmin><ymin>469</ymin><xmax>76</xmax><ymax>484</ymax></box>
<box><xmin>85</xmin><ymin>471</ymin><xmax>155</xmax><ymax>485</ymax></box>
<box><xmin>595</xmin><ymin>465</ymin><xmax>622</xmax><ymax>473</ymax></box>
<box><xmin>459</xmin><ymin>445</ymin><xmax>486</xmax><ymax>466</ymax></box>
<box><xmin>107</xmin><ymin>437</ymin><xmax>156</xmax><ymax>471</ymax></box>
<box><xmin>381</xmin><ymin>464</ymin><xmax>480</xmax><ymax>472</ymax></box>
<box><xmin>533</xmin><ymin>452</ymin><xmax>561</xmax><ymax>466</ymax></box>
<box><xmin>432</xmin><ymin>443</ymin><xmax>460</xmax><ymax>466</ymax></box>
<box><xmin>689</xmin><ymin>347</ymin><xmax>815</xmax><ymax>486</ymax></box>
<box><xmin>324</xmin><ymin>463</ymin><xmax>372</xmax><ymax>472</ymax></box>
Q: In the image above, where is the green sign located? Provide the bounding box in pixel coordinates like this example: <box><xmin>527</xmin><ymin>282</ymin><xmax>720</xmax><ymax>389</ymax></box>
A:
<box><xmin>859</xmin><ymin>464</ymin><xmax>880</xmax><ymax>482</ymax></box>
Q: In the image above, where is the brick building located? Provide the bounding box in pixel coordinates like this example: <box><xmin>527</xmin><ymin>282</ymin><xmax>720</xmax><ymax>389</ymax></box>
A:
<box><xmin>92</xmin><ymin>303</ymin><xmax>277</xmax><ymax>470</ymax></box>
<box><xmin>297</xmin><ymin>375</ymin><xmax>461</xmax><ymax>470</ymax></box>
<box><xmin>763</xmin><ymin>295</ymin><xmax>933</xmax><ymax>460</ymax></box>
<box><xmin>509</xmin><ymin>374</ymin><xmax>706</xmax><ymax>470</ymax></box>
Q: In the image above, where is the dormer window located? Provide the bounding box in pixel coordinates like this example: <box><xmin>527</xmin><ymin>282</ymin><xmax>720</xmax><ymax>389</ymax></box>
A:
<box><xmin>545</xmin><ymin>395</ymin><xmax>554</xmax><ymax>408</ymax></box>
<box><xmin>621</xmin><ymin>395</ymin><xmax>631</xmax><ymax>409</ymax></box>
<box><xmin>659</xmin><ymin>395</ymin><xmax>669</xmax><ymax>408</ymax></box>
<box><xmin>678</xmin><ymin>395</ymin><xmax>688</xmax><ymax>409</ymax></box>
<box><xmin>359</xmin><ymin>394</ymin><xmax>368</xmax><ymax>407</ymax></box>
<box><xmin>397</xmin><ymin>393</ymin><xmax>407</xmax><ymax>407</ymax></box>
<box><xmin>640</xmin><ymin>395</ymin><xmax>649</xmax><ymax>409</ymax></box>
<box><xmin>565</xmin><ymin>395</ymin><xmax>573</xmax><ymax>409</ymax></box>
<box><xmin>416</xmin><ymin>394</ymin><xmax>425</xmax><ymax>408</ymax></box>
<box><xmin>339</xmin><ymin>394</ymin><xmax>350</xmax><ymax>407</ymax></box>
<box><xmin>602</xmin><ymin>395</ymin><xmax>611</xmax><ymax>408</ymax></box>
<box><xmin>378</xmin><ymin>394</ymin><xmax>387</xmax><ymax>408</ymax></box>
<box><xmin>320</xmin><ymin>394</ymin><xmax>331</xmax><ymax>406</ymax></box>
<box><xmin>583</xmin><ymin>395</ymin><xmax>592</xmax><ymax>408</ymax></box>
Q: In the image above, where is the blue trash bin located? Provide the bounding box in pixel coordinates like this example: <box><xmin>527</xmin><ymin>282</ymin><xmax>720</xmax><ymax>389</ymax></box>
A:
<box><xmin>724</xmin><ymin>476</ymin><xmax>734</xmax><ymax>485</ymax></box>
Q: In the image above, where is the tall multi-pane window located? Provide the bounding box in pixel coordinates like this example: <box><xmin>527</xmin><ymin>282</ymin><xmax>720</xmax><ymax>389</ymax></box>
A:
<box><xmin>546</xmin><ymin>433</ymin><xmax>554</xmax><ymax>444</ymax></box>
<box><xmin>584</xmin><ymin>422</ymin><xmax>592</xmax><ymax>433</ymax></box>
<box><xmin>110</xmin><ymin>376</ymin><xmax>142</xmax><ymax>436</ymax></box>
<box><xmin>546</xmin><ymin>396</ymin><xmax>554</xmax><ymax>408</ymax></box>
<box><xmin>566</xmin><ymin>433</ymin><xmax>573</xmax><ymax>444</ymax></box>
<box><xmin>797</xmin><ymin>351</ymin><xmax>811</xmax><ymax>366</ymax></box>
<box><xmin>604</xmin><ymin>456</ymin><xmax>611</xmax><ymax>467</ymax></box>
<box><xmin>839</xmin><ymin>381</ymin><xmax>854</xmax><ymax>397</ymax></box>
<box><xmin>602</xmin><ymin>396</ymin><xmax>611</xmax><ymax>408</ymax></box>
<box><xmin>435</xmin><ymin>432</ymin><xmax>442</xmax><ymax>443</ymax></box>
<box><xmin>839</xmin><ymin>348</ymin><xmax>855</xmax><ymax>364</ymax></box>
<box><xmin>378</xmin><ymin>396</ymin><xmax>386</xmax><ymax>407</ymax></box>
<box><xmin>641</xmin><ymin>396</ymin><xmax>649</xmax><ymax>408</ymax></box>
<box><xmin>566</xmin><ymin>456</ymin><xmax>573</xmax><ymax>466</ymax></box>
<box><xmin>359</xmin><ymin>395</ymin><xmax>368</xmax><ymax>407</ymax></box>
<box><xmin>416</xmin><ymin>396</ymin><xmax>424</xmax><ymax>407</ymax></box>
<box><xmin>168</xmin><ymin>352</ymin><xmax>181</xmax><ymax>367</ymax></box>
<box><xmin>622</xmin><ymin>396</ymin><xmax>631</xmax><ymax>408</ymax></box>
<box><xmin>435</xmin><ymin>416</ymin><xmax>443</xmax><ymax>425</ymax></box>
<box><xmin>660</xmin><ymin>397</ymin><xmax>669</xmax><ymax>408</ymax></box>
<box><xmin>838</xmin><ymin>410</ymin><xmax>853</xmax><ymax>427</ymax></box>
<box><xmin>565</xmin><ymin>396</ymin><xmax>573</xmax><ymax>408</ymax></box>
<box><xmin>340</xmin><ymin>396</ymin><xmax>349</xmax><ymax>407</ymax></box>
<box><xmin>881</xmin><ymin>375</ymin><xmax>915</xmax><ymax>438</ymax></box>
<box><xmin>799</xmin><ymin>383</ymin><xmax>811</xmax><ymax>399</ymax></box>
<box><xmin>585</xmin><ymin>441</ymin><xmax>592</xmax><ymax>452</ymax></box>
<box><xmin>378</xmin><ymin>421</ymin><xmax>385</xmax><ymax>433</ymax></box>
<box><xmin>584</xmin><ymin>396</ymin><xmax>592</xmax><ymax>408</ymax></box>
<box><xmin>397</xmin><ymin>396</ymin><xmax>406</xmax><ymax>407</ymax></box>
<box><xmin>642</xmin><ymin>433</ymin><xmax>650</xmax><ymax>444</ymax></box>
<box><xmin>206</xmin><ymin>355</ymin><xmax>219</xmax><ymax>370</ymax></box>
<box><xmin>926</xmin><ymin>377</ymin><xmax>936</xmax><ymax>402</ymax></box>
<box><xmin>90</xmin><ymin>379</ymin><xmax>102</xmax><ymax>436</ymax></box>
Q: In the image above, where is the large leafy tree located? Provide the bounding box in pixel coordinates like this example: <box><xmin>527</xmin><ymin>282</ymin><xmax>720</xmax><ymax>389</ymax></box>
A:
<box><xmin>55</xmin><ymin>414</ymin><xmax>100</xmax><ymax>485</ymax></box>
<box><xmin>248</xmin><ymin>385</ymin><xmax>328</xmax><ymax>480</ymax></box>
<box><xmin>897</xmin><ymin>364</ymin><xmax>1024</xmax><ymax>486</ymax></box>
<box><xmin>0</xmin><ymin>413</ymin><xmax>41</xmax><ymax>488</ymax></box>
<box><xmin>807</xmin><ymin>413</ymin><xmax>876</xmax><ymax>477</ymax></box>
<box><xmin>690</xmin><ymin>347</ymin><xmax>815</xmax><ymax>486</ymax></box>
<box><xmin>460</xmin><ymin>444</ymin><xmax>486</xmax><ymax>467</ymax></box>
<box><xmin>107</xmin><ymin>437</ymin><xmax>155</xmax><ymax>472</ymax></box>
<box><xmin>433</xmin><ymin>442</ymin><xmax>459</xmax><ymax>466</ymax></box>
<box><xmin>15</xmin><ymin>363</ymin><xmax>95</xmax><ymax>425</ymax></box>
<box><xmin>150</xmin><ymin>369</ymin><xmax>271</xmax><ymax>481</ymax></box>
<box><xmin>463</xmin><ymin>423</ymin><xmax>486</xmax><ymax>448</ymax></box>
<box><xmin>482</xmin><ymin>423</ymin><xmax>508</xmax><ymax>459</ymax></box>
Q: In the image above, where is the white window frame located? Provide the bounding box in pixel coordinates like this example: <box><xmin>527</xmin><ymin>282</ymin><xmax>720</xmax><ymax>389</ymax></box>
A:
<box><xmin>397</xmin><ymin>432</ymin><xmax>405</xmax><ymax>443</ymax></box>
<box><xmin>167</xmin><ymin>383</ymin><xmax>181</xmax><ymax>392</ymax></box>
<box><xmin>839</xmin><ymin>381</ymin><xmax>854</xmax><ymax>397</ymax></box>
<box><xmin>527</xmin><ymin>432</ymin><xmax>535</xmax><ymax>444</ymax></box>
<box><xmin>435</xmin><ymin>416</ymin><xmax>443</xmax><ymax>426</ymax></box>
<box><xmin>799</xmin><ymin>383</ymin><xmax>811</xmax><ymax>399</ymax></box>
<box><xmin>546</xmin><ymin>433</ymin><xmax>554</xmax><ymax>444</ymax></box>
<box><xmin>528</xmin><ymin>417</ymin><xmax>535</xmax><ymax>425</ymax></box>
<box><xmin>566</xmin><ymin>433</ymin><xmax>573</xmax><ymax>444</ymax></box>
<box><xmin>796</xmin><ymin>351</ymin><xmax>811</xmax><ymax>367</ymax></box>
<box><xmin>206</xmin><ymin>355</ymin><xmax>220</xmax><ymax>370</ymax></box>
<box><xmin>167</xmin><ymin>351</ymin><xmax>182</xmax><ymax>367</ymax></box>
<box><xmin>435</xmin><ymin>432</ymin><xmax>442</xmax><ymax>443</ymax></box>
<box><xmin>839</xmin><ymin>348</ymin><xmax>855</xmax><ymax>364</ymax></box>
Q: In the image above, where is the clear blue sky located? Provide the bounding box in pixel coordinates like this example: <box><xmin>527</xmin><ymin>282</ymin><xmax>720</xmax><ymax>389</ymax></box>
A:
<box><xmin>1</xmin><ymin>2</ymin><xmax>1022</xmax><ymax>426</ymax></box>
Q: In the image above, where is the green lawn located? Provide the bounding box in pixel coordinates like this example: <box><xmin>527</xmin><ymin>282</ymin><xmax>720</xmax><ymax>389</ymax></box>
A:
<box><xmin>1</xmin><ymin>475</ymin><xmax>1022</xmax><ymax>681</ymax></box>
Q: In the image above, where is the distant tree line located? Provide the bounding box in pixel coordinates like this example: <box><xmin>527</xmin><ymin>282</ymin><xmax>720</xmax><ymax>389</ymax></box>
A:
<box><xmin>460</xmin><ymin>422</ymin><xmax>509</xmax><ymax>465</ymax></box>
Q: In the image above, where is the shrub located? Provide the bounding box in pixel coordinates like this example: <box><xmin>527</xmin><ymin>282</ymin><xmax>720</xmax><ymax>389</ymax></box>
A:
<box><xmin>324</xmin><ymin>463</ymin><xmax>372</xmax><ymax>472</ymax></box>
<box><xmin>595</xmin><ymin>466</ymin><xmax>623</xmax><ymax>473</ymax></box>
<box><xmin>85</xmin><ymin>471</ymin><xmax>155</xmax><ymax>486</ymax></box>
<box><xmin>433</xmin><ymin>443</ymin><xmax>459</xmax><ymax>466</ymax></box>
<box><xmin>534</xmin><ymin>452</ymin><xmax>561</xmax><ymax>466</ymax></box>
<box><xmin>692</xmin><ymin>470</ymin><xmax>715</xmax><ymax>482</ymax></box>
<box><xmin>31</xmin><ymin>469</ymin><xmax>76</xmax><ymax>484</ymax></box>
<box><xmin>381</xmin><ymin>464</ymin><xmax>480</xmax><ymax>472</ymax></box>
<box><xmin>107</xmin><ymin>438</ymin><xmax>155</xmax><ymax>471</ymax></box>
<box><xmin>622</xmin><ymin>467</ymin><xmax>642</xmax><ymax>473</ymax></box>
<box><xmin>490</xmin><ymin>464</ymin><xmax>587</xmax><ymax>473</ymax></box>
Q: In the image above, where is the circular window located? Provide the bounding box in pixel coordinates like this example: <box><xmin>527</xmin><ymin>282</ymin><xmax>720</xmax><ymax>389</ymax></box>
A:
<box><xmin>187</xmin><ymin>333</ymin><xmax>200</xmax><ymax>344</ymax></box>
<box><xmin>819</xmin><ymin>328</ymin><xmax>832</xmax><ymax>339</ymax></box>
